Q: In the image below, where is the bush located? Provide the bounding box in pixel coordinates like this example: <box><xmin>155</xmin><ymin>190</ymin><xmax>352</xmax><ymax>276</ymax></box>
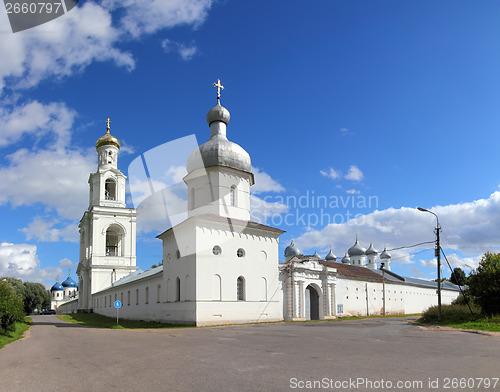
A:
<box><xmin>420</xmin><ymin>304</ymin><xmax>477</xmax><ymax>324</ymax></box>
<box><xmin>0</xmin><ymin>281</ymin><xmax>25</xmax><ymax>334</ymax></box>
<box><xmin>468</xmin><ymin>252</ymin><xmax>500</xmax><ymax>315</ymax></box>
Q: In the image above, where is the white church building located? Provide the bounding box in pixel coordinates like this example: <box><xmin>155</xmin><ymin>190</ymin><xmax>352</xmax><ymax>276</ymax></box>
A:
<box><xmin>59</xmin><ymin>84</ymin><xmax>460</xmax><ymax>324</ymax></box>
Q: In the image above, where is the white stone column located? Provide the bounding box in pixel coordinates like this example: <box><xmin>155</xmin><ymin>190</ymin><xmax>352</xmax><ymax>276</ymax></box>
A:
<box><xmin>323</xmin><ymin>278</ymin><xmax>330</xmax><ymax>318</ymax></box>
<box><xmin>298</xmin><ymin>281</ymin><xmax>304</xmax><ymax>318</ymax></box>
<box><xmin>330</xmin><ymin>283</ymin><xmax>336</xmax><ymax>316</ymax></box>
<box><xmin>286</xmin><ymin>272</ymin><xmax>293</xmax><ymax>320</ymax></box>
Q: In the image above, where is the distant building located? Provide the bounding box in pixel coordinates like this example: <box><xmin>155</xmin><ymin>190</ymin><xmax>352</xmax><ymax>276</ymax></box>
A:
<box><xmin>50</xmin><ymin>273</ymin><xmax>78</xmax><ymax>311</ymax></box>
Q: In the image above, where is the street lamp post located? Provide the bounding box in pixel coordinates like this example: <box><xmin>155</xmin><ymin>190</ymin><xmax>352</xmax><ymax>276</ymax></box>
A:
<box><xmin>418</xmin><ymin>207</ymin><xmax>442</xmax><ymax>322</ymax></box>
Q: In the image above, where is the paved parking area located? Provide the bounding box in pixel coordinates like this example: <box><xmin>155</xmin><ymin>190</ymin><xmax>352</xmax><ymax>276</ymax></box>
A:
<box><xmin>0</xmin><ymin>316</ymin><xmax>499</xmax><ymax>391</ymax></box>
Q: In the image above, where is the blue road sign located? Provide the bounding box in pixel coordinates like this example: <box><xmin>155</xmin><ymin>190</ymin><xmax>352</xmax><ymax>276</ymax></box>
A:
<box><xmin>114</xmin><ymin>300</ymin><xmax>122</xmax><ymax>309</ymax></box>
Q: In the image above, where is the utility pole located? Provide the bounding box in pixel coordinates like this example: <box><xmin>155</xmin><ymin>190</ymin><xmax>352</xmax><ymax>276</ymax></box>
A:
<box><xmin>435</xmin><ymin>221</ymin><xmax>442</xmax><ymax>322</ymax></box>
<box><xmin>418</xmin><ymin>207</ymin><xmax>442</xmax><ymax>322</ymax></box>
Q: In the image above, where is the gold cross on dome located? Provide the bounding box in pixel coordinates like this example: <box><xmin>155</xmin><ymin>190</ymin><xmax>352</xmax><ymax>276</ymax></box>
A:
<box><xmin>106</xmin><ymin>118</ymin><xmax>111</xmax><ymax>131</ymax></box>
<box><xmin>213</xmin><ymin>79</ymin><xmax>224</xmax><ymax>104</ymax></box>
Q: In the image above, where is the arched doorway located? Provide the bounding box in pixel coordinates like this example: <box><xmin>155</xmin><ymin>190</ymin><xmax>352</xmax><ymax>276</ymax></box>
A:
<box><xmin>305</xmin><ymin>285</ymin><xmax>320</xmax><ymax>320</ymax></box>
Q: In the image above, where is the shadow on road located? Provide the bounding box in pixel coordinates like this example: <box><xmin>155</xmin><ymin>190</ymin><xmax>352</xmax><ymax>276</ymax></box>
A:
<box><xmin>30</xmin><ymin>315</ymin><xmax>94</xmax><ymax>328</ymax></box>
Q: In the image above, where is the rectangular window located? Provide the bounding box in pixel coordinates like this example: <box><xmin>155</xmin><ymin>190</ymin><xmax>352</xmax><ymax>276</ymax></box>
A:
<box><xmin>127</xmin><ymin>291</ymin><xmax>131</xmax><ymax>306</ymax></box>
<box><xmin>114</xmin><ymin>293</ymin><xmax>117</xmax><ymax>301</ymax></box>
<box><xmin>109</xmin><ymin>295</ymin><xmax>112</xmax><ymax>306</ymax></box>
<box><xmin>337</xmin><ymin>304</ymin><xmax>343</xmax><ymax>314</ymax></box>
<box><xmin>157</xmin><ymin>284</ymin><xmax>161</xmax><ymax>303</ymax></box>
<box><xmin>136</xmin><ymin>289</ymin><xmax>139</xmax><ymax>305</ymax></box>
<box><xmin>145</xmin><ymin>287</ymin><xmax>149</xmax><ymax>304</ymax></box>
<box><xmin>105</xmin><ymin>296</ymin><xmax>107</xmax><ymax>307</ymax></box>
<box><xmin>121</xmin><ymin>292</ymin><xmax>123</xmax><ymax>304</ymax></box>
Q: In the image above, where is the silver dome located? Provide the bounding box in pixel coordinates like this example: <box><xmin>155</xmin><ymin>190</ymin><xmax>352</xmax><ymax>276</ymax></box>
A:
<box><xmin>186</xmin><ymin>104</ymin><xmax>251</xmax><ymax>174</ymax></box>
<box><xmin>313</xmin><ymin>251</ymin><xmax>321</xmax><ymax>259</ymax></box>
<box><xmin>380</xmin><ymin>248</ymin><xmax>391</xmax><ymax>259</ymax></box>
<box><xmin>365</xmin><ymin>243</ymin><xmax>378</xmax><ymax>255</ymax></box>
<box><xmin>206</xmin><ymin>103</ymin><xmax>230</xmax><ymax>125</ymax></box>
<box><xmin>348</xmin><ymin>240</ymin><xmax>366</xmax><ymax>256</ymax></box>
<box><xmin>325</xmin><ymin>249</ymin><xmax>337</xmax><ymax>261</ymax></box>
<box><xmin>341</xmin><ymin>252</ymin><xmax>350</xmax><ymax>264</ymax></box>
<box><xmin>285</xmin><ymin>240</ymin><xmax>301</xmax><ymax>259</ymax></box>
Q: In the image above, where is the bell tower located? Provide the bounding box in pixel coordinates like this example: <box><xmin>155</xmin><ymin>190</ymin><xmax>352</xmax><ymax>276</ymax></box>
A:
<box><xmin>77</xmin><ymin>119</ymin><xmax>137</xmax><ymax>311</ymax></box>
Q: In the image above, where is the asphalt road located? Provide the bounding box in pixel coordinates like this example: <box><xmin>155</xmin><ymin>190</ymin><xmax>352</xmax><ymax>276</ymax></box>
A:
<box><xmin>0</xmin><ymin>316</ymin><xmax>498</xmax><ymax>392</ymax></box>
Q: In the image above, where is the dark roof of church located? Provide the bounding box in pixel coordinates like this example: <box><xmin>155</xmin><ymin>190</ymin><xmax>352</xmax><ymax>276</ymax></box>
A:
<box><xmin>319</xmin><ymin>260</ymin><xmax>383</xmax><ymax>281</ymax></box>
<box><xmin>157</xmin><ymin>214</ymin><xmax>285</xmax><ymax>238</ymax></box>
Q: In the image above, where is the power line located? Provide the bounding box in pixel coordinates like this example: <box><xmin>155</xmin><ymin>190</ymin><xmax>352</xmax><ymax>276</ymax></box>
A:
<box><xmin>387</xmin><ymin>240</ymin><xmax>436</xmax><ymax>252</ymax></box>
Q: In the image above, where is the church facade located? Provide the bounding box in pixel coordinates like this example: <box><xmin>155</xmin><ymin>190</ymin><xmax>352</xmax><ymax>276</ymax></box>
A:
<box><xmin>59</xmin><ymin>85</ymin><xmax>460</xmax><ymax>324</ymax></box>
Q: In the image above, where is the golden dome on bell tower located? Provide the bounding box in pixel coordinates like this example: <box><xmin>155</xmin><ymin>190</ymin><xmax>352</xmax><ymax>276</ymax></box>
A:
<box><xmin>95</xmin><ymin>118</ymin><xmax>121</xmax><ymax>150</ymax></box>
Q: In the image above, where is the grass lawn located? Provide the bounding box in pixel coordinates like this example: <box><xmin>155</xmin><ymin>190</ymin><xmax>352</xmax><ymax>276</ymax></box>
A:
<box><xmin>418</xmin><ymin>305</ymin><xmax>500</xmax><ymax>333</ymax></box>
<box><xmin>58</xmin><ymin>313</ymin><xmax>192</xmax><ymax>329</ymax></box>
<box><xmin>419</xmin><ymin>315</ymin><xmax>500</xmax><ymax>333</ymax></box>
<box><xmin>0</xmin><ymin>318</ymin><xmax>32</xmax><ymax>349</ymax></box>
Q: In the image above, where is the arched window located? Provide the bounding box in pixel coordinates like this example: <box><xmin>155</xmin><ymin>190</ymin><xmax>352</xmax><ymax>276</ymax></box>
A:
<box><xmin>106</xmin><ymin>226</ymin><xmax>123</xmax><ymax>256</ymax></box>
<box><xmin>107</xmin><ymin>150</ymin><xmax>114</xmax><ymax>164</ymax></box>
<box><xmin>237</xmin><ymin>276</ymin><xmax>245</xmax><ymax>301</ymax></box>
<box><xmin>105</xmin><ymin>178</ymin><xmax>116</xmax><ymax>201</ymax></box>
<box><xmin>230</xmin><ymin>185</ymin><xmax>236</xmax><ymax>207</ymax></box>
<box><xmin>176</xmin><ymin>277</ymin><xmax>181</xmax><ymax>302</ymax></box>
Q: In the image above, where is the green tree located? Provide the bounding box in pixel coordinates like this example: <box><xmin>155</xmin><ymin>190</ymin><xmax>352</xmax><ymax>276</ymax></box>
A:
<box><xmin>151</xmin><ymin>261</ymin><xmax>163</xmax><ymax>269</ymax></box>
<box><xmin>23</xmin><ymin>282</ymin><xmax>50</xmax><ymax>314</ymax></box>
<box><xmin>449</xmin><ymin>267</ymin><xmax>467</xmax><ymax>286</ymax></box>
<box><xmin>1</xmin><ymin>277</ymin><xmax>26</xmax><ymax>300</ymax></box>
<box><xmin>468</xmin><ymin>252</ymin><xmax>500</xmax><ymax>315</ymax></box>
<box><xmin>0</xmin><ymin>281</ymin><xmax>25</xmax><ymax>334</ymax></box>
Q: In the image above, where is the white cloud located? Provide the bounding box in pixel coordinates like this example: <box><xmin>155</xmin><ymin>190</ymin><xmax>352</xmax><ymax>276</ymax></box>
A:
<box><xmin>165</xmin><ymin>165</ymin><xmax>188</xmax><ymax>184</ymax></box>
<box><xmin>252</xmin><ymin>167</ymin><xmax>285</xmax><ymax>194</ymax></box>
<box><xmin>0</xmin><ymin>242</ymin><xmax>38</xmax><ymax>279</ymax></box>
<box><xmin>0</xmin><ymin>101</ymin><xmax>76</xmax><ymax>148</ymax></box>
<box><xmin>0</xmin><ymin>2</ymin><xmax>134</xmax><ymax>93</ymax></box>
<box><xmin>20</xmin><ymin>216</ymin><xmax>78</xmax><ymax>243</ymax></box>
<box><xmin>440</xmin><ymin>253</ymin><xmax>480</xmax><ymax>271</ymax></box>
<box><xmin>345</xmin><ymin>165</ymin><xmax>364</xmax><ymax>181</ymax></box>
<box><xmin>0</xmin><ymin>1</ymin><xmax>214</xmax><ymax>95</ymax></box>
<box><xmin>0</xmin><ymin>146</ymin><xmax>95</xmax><ymax>220</ymax></box>
<box><xmin>340</xmin><ymin>127</ymin><xmax>352</xmax><ymax>136</ymax></box>
<box><xmin>0</xmin><ymin>242</ymin><xmax>75</xmax><ymax>286</ymax></box>
<box><xmin>346</xmin><ymin>189</ymin><xmax>360</xmax><ymax>195</ymax></box>
<box><xmin>320</xmin><ymin>167</ymin><xmax>341</xmax><ymax>180</ymax></box>
<box><xmin>295</xmin><ymin>190</ymin><xmax>500</xmax><ymax>272</ymax></box>
<box><xmin>250</xmin><ymin>195</ymin><xmax>289</xmax><ymax>224</ymax></box>
<box><xmin>104</xmin><ymin>0</ymin><xmax>213</xmax><ymax>38</ymax></box>
<box><xmin>161</xmin><ymin>39</ymin><xmax>198</xmax><ymax>61</ymax></box>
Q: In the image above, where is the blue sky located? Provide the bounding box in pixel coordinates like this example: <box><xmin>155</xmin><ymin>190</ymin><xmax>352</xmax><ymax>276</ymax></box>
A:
<box><xmin>1</xmin><ymin>0</ymin><xmax>500</xmax><ymax>287</ymax></box>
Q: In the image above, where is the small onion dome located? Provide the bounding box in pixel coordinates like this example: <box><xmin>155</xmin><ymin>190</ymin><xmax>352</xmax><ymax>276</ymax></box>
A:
<box><xmin>96</xmin><ymin>129</ymin><xmax>120</xmax><ymax>150</ymax></box>
<box><xmin>380</xmin><ymin>247</ymin><xmax>391</xmax><ymax>260</ymax></box>
<box><xmin>341</xmin><ymin>252</ymin><xmax>350</xmax><ymax>264</ymax></box>
<box><xmin>285</xmin><ymin>240</ymin><xmax>301</xmax><ymax>258</ymax></box>
<box><xmin>61</xmin><ymin>276</ymin><xmax>78</xmax><ymax>288</ymax></box>
<box><xmin>348</xmin><ymin>240</ymin><xmax>366</xmax><ymax>256</ymax></box>
<box><xmin>206</xmin><ymin>103</ymin><xmax>230</xmax><ymax>125</ymax></box>
<box><xmin>365</xmin><ymin>243</ymin><xmax>378</xmax><ymax>255</ymax></box>
<box><xmin>313</xmin><ymin>251</ymin><xmax>321</xmax><ymax>259</ymax></box>
<box><xmin>50</xmin><ymin>282</ymin><xmax>64</xmax><ymax>292</ymax></box>
<box><xmin>325</xmin><ymin>249</ymin><xmax>337</xmax><ymax>261</ymax></box>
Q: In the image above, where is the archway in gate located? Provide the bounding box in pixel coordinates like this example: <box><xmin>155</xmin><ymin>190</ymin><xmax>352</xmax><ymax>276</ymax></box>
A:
<box><xmin>305</xmin><ymin>284</ymin><xmax>320</xmax><ymax>320</ymax></box>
